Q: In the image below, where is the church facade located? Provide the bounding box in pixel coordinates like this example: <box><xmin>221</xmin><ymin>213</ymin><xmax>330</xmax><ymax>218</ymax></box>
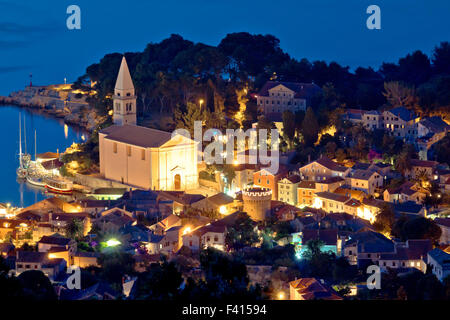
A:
<box><xmin>99</xmin><ymin>57</ymin><xmax>199</xmax><ymax>191</ymax></box>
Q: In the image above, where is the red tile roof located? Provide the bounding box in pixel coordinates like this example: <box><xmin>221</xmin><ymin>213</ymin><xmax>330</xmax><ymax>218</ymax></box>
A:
<box><xmin>315</xmin><ymin>157</ymin><xmax>348</xmax><ymax>172</ymax></box>
<box><xmin>410</xmin><ymin>159</ymin><xmax>439</xmax><ymax>168</ymax></box>
<box><xmin>289</xmin><ymin>278</ymin><xmax>342</xmax><ymax>300</ymax></box>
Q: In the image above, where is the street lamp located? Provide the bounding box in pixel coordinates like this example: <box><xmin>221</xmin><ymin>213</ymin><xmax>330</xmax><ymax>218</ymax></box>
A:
<box><xmin>199</xmin><ymin>99</ymin><xmax>204</xmax><ymax>108</ymax></box>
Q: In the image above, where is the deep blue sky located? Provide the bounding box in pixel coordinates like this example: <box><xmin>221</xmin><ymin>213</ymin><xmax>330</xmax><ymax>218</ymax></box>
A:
<box><xmin>0</xmin><ymin>0</ymin><xmax>449</xmax><ymax>94</ymax></box>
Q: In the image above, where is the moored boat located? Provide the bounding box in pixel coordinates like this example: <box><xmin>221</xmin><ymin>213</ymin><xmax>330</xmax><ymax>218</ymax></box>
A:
<box><xmin>45</xmin><ymin>177</ymin><xmax>73</xmax><ymax>194</ymax></box>
<box><xmin>26</xmin><ymin>175</ymin><xmax>46</xmax><ymax>187</ymax></box>
<box><xmin>16</xmin><ymin>167</ymin><xmax>27</xmax><ymax>179</ymax></box>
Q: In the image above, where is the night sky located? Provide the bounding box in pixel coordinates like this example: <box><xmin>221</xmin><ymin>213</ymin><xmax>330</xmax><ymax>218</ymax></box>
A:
<box><xmin>0</xmin><ymin>0</ymin><xmax>449</xmax><ymax>94</ymax></box>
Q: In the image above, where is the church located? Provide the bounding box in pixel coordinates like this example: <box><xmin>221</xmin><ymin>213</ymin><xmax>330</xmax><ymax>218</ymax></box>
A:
<box><xmin>99</xmin><ymin>57</ymin><xmax>199</xmax><ymax>191</ymax></box>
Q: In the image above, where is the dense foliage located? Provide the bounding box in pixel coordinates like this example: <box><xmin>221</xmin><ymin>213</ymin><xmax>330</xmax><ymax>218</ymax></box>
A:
<box><xmin>75</xmin><ymin>34</ymin><xmax>450</xmax><ymax>131</ymax></box>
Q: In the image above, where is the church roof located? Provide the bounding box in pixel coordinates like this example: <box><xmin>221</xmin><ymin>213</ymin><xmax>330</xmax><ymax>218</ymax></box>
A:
<box><xmin>100</xmin><ymin>125</ymin><xmax>173</xmax><ymax>148</ymax></box>
<box><xmin>115</xmin><ymin>56</ymin><xmax>134</xmax><ymax>91</ymax></box>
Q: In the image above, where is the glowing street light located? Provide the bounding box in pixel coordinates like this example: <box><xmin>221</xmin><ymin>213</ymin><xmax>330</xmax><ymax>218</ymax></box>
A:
<box><xmin>219</xmin><ymin>205</ymin><xmax>227</xmax><ymax>215</ymax></box>
<box><xmin>183</xmin><ymin>226</ymin><xmax>192</xmax><ymax>235</ymax></box>
<box><xmin>277</xmin><ymin>292</ymin><xmax>285</xmax><ymax>300</ymax></box>
<box><xmin>106</xmin><ymin>239</ymin><xmax>121</xmax><ymax>247</ymax></box>
<box><xmin>199</xmin><ymin>99</ymin><xmax>204</xmax><ymax>108</ymax></box>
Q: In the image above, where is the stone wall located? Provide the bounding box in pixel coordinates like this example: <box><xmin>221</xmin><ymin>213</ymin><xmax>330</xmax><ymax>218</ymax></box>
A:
<box><xmin>199</xmin><ymin>178</ymin><xmax>222</xmax><ymax>192</ymax></box>
<box><xmin>73</xmin><ymin>173</ymin><xmax>131</xmax><ymax>190</ymax></box>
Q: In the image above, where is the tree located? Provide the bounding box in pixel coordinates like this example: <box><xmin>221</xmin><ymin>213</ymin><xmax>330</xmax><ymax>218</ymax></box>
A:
<box><xmin>65</xmin><ymin>218</ymin><xmax>84</xmax><ymax>240</ymax></box>
<box><xmin>373</xmin><ymin>204</ymin><xmax>396</xmax><ymax>236</ymax></box>
<box><xmin>393</xmin><ymin>217</ymin><xmax>442</xmax><ymax>244</ymax></box>
<box><xmin>434</xmin><ymin>134</ymin><xmax>450</xmax><ymax>166</ymax></box>
<box><xmin>394</xmin><ymin>149</ymin><xmax>413</xmax><ymax>176</ymax></box>
<box><xmin>282</xmin><ymin>110</ymin><xmax>296</xmax><ymax>149</ymax></box>
<box><xmin>181</xmin><ymin>248</ymin><xmax>261</xmax><ymax>300</ymax></box>
<box><xmin>97</xmin><ymin>251</ymin><xmax>135</xmax><ymax>288</ymax></box>
<box><xmin>301</xmin><ymin>107</ymin><xmax>319</xmax><ymax>146</ymax></box>
<box><xmin>174</xmin><ymin>101</ymin><xmax>207</xmax><ymax>137</ymax></box>
<box><xmin>383</xmin><ymin>81</ymin><xmax>418</xmax><ymax>108</ymax></box>
<box><xmin>335</xmin><ymin>148</ymin><xmax>347</xmax><ymax>162</ymax></box>
<box><xmin>396</xmin><ymin>50</ymin><xmax>432</xmax><ymax>86</ymax></box>
<box><xmin>134</xmin><ymin>259</ymin><xmax>183</xmax><ymax>300</ymax></box>
<box><xmin>222</xmin><ymin>164</ymin><xmax>236</xmax><ymax>189</ymax></box>
<box><xmin>432</xmin><ymin>41</ymin><xmax>450</xmax><ymax>75</ymax></box>
<box><xmin>17</xmin><ymin>270</ymin><xmax>57</xmax><ymax>300</ymax></box>
<box><xmin>302</xmin><ymin>239</ymin><xmax>336</xmax><ymax>280</ymax></box>
<box><xmin>225</xmin><ymin>212</ymin><xmax>259</xmax><ymax>251</ymax></box>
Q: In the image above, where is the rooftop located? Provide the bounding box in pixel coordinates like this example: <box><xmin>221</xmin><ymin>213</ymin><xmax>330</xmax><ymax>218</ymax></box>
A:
<box><xmin>100</xmin><ymin>125</ymin><xmax>177</xmax><ymax>148</ymax></box>
<box><xmin>419</xmin><ymin>116</ymin><xmax>450</xmax><ymax>134</ymax></box>
<box><xmin>298</xmin><ymin>180</ymin><xmax>316</xmax><ymax>189</ymax></box>
<box><xmin>315</xmin><ymin>191</ymin><xmax>349</xmax><ymax>203</ymax></box>
<box><xmin>428</xmin><ymin>248</ymin><xmax>450</xmax><ymax>268</ymax></box>
<box><xmin>38</xmin><ymin>235</ymin><xmax>72</xmax><ymax>246</ymax></box>
<box><xmin>289</xmin><ymin>278</ymin><xmax>342</xmax><ymax>300</ymax></box>
<box><xmin>385</xmin><ymin>106</ymin><xmax>418</xmax><ymax>122</ymax></box>
<box><xmin>258</xmin><ymin>81</ymin><xmax>322</xmax><ymax>99</ymax></box>
<box><xmin>302</xmin><ymin>228</ymin><xmax>338</xmax><ymax>246</ymax></box>
<box><xmin>315</xmin><ymin>157</ymin><xmax>349</xmax><ymax>172</ymax></box>
<box><xmin>410</xmin><ymin>159</ymin><xmax>439</xmax><ymax>168</ymax></box>
<box><xmin>350</xmin><ymin>169</ymin><xmax>377</xmax><ymax>180</ymax></box>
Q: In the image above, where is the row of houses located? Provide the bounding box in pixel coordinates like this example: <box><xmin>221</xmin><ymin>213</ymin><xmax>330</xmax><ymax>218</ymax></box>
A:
<box><xmin>344</xmin><ymin>107</ymin><xmax>450</xmax><ymax>159</ymax></box>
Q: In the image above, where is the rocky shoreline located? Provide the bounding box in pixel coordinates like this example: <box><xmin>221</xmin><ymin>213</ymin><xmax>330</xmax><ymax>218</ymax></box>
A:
<box><xmin>0</xmin><ymin>84</ymin><xmax>102</xmax><ymax>132</ymax></box>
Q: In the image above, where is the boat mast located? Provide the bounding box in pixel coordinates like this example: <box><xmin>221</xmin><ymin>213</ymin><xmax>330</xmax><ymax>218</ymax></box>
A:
<box><xmin>19</xmin><ymin>114</ymin><xmax>22</xmax><ymax>168</ymax></box>
<box><xmin>24</xmin><ymin>114</ymin><xmax>27</xmax><ymax>154</ymax></box>
<box><xmin>34</xmin><ymin>130</ymin><xmax>37</xmax><ymax>161</ymax></box>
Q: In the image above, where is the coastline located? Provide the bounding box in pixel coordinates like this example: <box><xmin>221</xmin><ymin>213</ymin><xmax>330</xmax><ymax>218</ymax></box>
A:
<box><xmin>0</xmin><ymin>85</ymin><xmax>101</xmax><ymax>132</ymax></box>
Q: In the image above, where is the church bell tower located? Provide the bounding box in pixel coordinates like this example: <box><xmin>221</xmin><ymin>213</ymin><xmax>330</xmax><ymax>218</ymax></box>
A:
<box><xmin>113</xmin><ymin>56</ymin><xmax>136</xmax><ymax>126</ymax></box>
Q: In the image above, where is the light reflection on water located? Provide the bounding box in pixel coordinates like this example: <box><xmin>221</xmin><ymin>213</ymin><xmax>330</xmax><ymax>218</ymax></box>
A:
<box><xmin>1</xmin><ymin>106</ymin><xmax>87</xmax><ymax>208</ymax></box>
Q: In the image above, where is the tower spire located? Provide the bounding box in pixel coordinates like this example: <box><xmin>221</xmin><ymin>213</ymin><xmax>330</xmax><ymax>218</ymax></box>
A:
<box><xmin>115</xmin><ymin>56</ymin><xmax>134</xmax><ymax>91</ymax></box>
<box><xmin>113</xmin><ymin>56</ymin><xmax>136</xmax><ymax>126</ymax></box>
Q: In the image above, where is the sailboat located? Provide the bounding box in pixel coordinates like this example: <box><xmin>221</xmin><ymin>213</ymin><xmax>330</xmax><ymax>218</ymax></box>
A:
<box><xmin>22</xmin><ymin>114</ymin><xmax>31</xmax><ymax>167</ymax></box>
<box><xmin>16</xmin><ymin>114</ymin><xmax>27</xmax><ymax>179</ymax></box>
<box><xmin>26</xmin><ymin>130</ymin><xmax>46</xmax><ymax>187</ymax></box>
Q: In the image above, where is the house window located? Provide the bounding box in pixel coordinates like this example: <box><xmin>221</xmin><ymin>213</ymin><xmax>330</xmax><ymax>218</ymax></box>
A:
<box><xmin>113</xmin><ymin>143</ymin><xmax>117</xmax><ymax>153</ymax></box>
<box><xmin>214</xmin><ymin>237</ymin><xmax>218</xmax><ymax>242</ymax></box>
<box><xmin>141</xmin><ymin>149</ymin><xmax>145</xmax><ymax>160</ymax></box>
<box><xmin>127</xmin><ymin>146</ymin><xmax>132</xmax><ymax>157</ymax></box>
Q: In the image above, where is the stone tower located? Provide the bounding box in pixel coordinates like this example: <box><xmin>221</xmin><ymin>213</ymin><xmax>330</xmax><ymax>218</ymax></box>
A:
<box><xmin>242</xmin><ymin>187</ymin><xmax>272</xmax><ymax>221</ymax></box>
<box><xmin>113</xmin><ymin>56</ymin><xmax>136</xmax><ymax>126</ymax></box>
